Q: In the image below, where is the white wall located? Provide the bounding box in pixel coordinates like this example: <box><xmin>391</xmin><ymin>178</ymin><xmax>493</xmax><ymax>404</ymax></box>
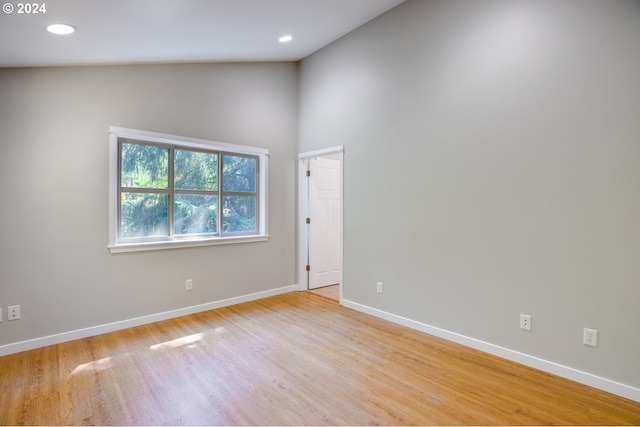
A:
<box><xmin>299</xmin><ymin>0</ymin><xmax>640</xmax><ymax>393</ymax></box>
<box><xmin>0</xmin><ymin>62</ymin><xmax>298</xmax><ymax>347</ymax></box>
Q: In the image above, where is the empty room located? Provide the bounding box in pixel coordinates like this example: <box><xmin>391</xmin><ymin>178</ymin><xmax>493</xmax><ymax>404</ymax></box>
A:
<box><xmin>1</xmin><ymin>0</ymin><xmax>639</xmax><ymax>425</ymax></box>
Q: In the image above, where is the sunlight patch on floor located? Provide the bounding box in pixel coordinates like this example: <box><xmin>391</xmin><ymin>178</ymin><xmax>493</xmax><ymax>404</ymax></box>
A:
<box><xmin>149</xmin><ymin>332</ymin><xmax>205</xmax><ymax>351</ymax></box>
<box><xmin>71</xmin><ymin>356</ymin><xmax>113</xmax><ymax>375</ymax></box>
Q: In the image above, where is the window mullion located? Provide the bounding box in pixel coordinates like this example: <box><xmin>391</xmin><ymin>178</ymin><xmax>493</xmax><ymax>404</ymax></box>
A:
<box><xmin>217</xmin><ymin>150</ymin><xmax>223</xmax><ymax>235</ymax></box>
<box><xmin>174</xmin><ymin>189</ymin><xmax>218</xmax><ymax>196</ymax></box>
<box><xmin>120</xmin><ymin>187</ymin><xmax>170</xmax><ymax>194</ymax></box>
<box><xmin>117</xmin><ymin>141</ymin><xmax>123</xmax><ymax>242</ymax></box>
<box><xmin>221</xmin><ymin>191</ymin><xmax>257</xmax><ymax>197</ymax></box>
<box><xmin>169</xmin><ymin>146</ymin><xmax>175</xmax><ymax>237</ymax></box>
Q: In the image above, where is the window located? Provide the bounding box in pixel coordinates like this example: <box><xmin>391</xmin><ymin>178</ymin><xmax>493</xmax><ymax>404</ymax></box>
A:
<box><xmin>109</xmin><ymin>127</ymin><xmax>268</xmax><ymax>253</ymax></box>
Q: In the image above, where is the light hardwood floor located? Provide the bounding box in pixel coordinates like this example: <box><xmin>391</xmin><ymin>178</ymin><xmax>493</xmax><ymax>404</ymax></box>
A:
<box><xmin>1</xmin><ymin>291</ymin><xmax>639</xmax><ymax>425</ymax></box>
<box><xmin>308</xmin><ymin>284</ymin><xmax>339</xmax><ymax>301</ymax></box>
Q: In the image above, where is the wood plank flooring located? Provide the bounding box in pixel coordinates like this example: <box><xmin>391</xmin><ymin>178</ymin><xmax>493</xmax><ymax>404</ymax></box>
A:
<box><xmin>308</xmin><ymin>284</ymin><xmax>339</xmax><ymax>301</ymax></box>
<box><xmin>1</xmin><ymin>291</ymin><xmax>639</xmax><ymax>425</ymax></box>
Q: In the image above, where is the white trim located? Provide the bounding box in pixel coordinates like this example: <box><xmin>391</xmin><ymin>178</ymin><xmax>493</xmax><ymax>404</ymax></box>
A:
<box><xmin>297</xmin><ymin>146</ymin><xmax>344</xmax><ymax>304</ymax></box>
<box><xmin>0</xmin><ymin>285</ymin><xmax>297</xmax><ymax>357</ymax></box>
<box><xmin>298</xmin><ymin>145</ymin><xmax>344</xmax><ymax>160</ymax></box>
<box><xmin>342</xmin><ymin>299</ymin><xmax>640</xmax><ymax>403</ymax></box>
<box><xmin>108</xmin><ymin>126</ymin><xmax>269</xmax><ymax>253</ymax></box>
<box><xmin>338</xmin><ymin>151</ymin><xmax>344</xmax><ymax>304</ymax></box>
<box><xmin>110</xmin><ymin>126</ymin><xmax>269</xmax><ymax>156</ymax></box>
<box><xmin>108</xmin><ymin>234</ymin><xmax>270</xmax><ymax>253</ymax></box>
<box><xmin>261</xmin><ymin>151</ymin><xmax>269</xmax><ymax>237</ymax></box>
<box><xmin>108</xmin><ymin>130</ymin><xmax>119</xmax><ymax>247</ymax></box>
<box><xmin>297</xmin><ymin>157</ymin><xmax>309</xmax><ymax>292</ymax></box>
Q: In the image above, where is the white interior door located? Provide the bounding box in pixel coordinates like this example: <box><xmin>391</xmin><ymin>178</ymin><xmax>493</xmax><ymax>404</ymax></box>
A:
<box><xmin>308</xmin><ymin>157</ymin><xmax>341</xmax><ymax>289</ymax></box>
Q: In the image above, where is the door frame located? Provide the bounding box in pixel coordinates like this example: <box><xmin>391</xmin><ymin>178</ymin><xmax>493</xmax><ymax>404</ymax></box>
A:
<box><xmin>297</xmin><ymin>146</ymin><xmax>344</xmax><ymax>303</ymax></box>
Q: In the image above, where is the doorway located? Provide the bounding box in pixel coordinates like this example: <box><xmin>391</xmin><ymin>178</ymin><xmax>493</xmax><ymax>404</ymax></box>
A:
<box><xmin>298</xmin><ymin>147</ymin><xmax>344</xmax><ymax>303</ymax></box>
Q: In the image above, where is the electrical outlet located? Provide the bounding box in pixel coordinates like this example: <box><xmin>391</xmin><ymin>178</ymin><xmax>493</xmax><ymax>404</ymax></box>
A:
<box><xmin>520</xmin><ymin>314</ymin><xmax>532</xmax><ymax>331</ymax></box>
<box><xmin>583</xmin><ymin>328</ymin><xmax>598</xmax><ymax>347</ymax></box>
<box><xmin>8</xmin><ymin>305</ymin><xmax>20</xmax><ymax>321</ymax></box>
<box><xmin>376</xmin><ymin>282</ymin><xmax>383</xmax><ymax>294</ymax></box>
<box><xmin>185</xmin><ymin>279</ymin><xmax>193</xmax><ymax>291</ymax></box>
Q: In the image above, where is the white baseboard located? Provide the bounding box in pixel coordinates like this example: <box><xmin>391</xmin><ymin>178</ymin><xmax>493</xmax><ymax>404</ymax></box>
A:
<box><xmin>342</xmin><ymin>299</ymin><xmax>640</xmax><ymax>403</ymax></box>
<box><xmin>0</xmin><ymin>285</ymin><xmax>297</xmax><ymax>357</ymax></box>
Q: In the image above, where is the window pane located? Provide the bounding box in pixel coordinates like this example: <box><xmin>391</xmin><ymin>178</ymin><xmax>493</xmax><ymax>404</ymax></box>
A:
<box><xmin>175</xmin><ymin>149</ymin><xmax>218</xmax><ymax>191</ymax></box>
<box><xmin>120</xmin><ymin>143</ymin><xmax>169</xmax><ymax>189</ymax></box>
<box><xmin>223</xmin><ymin>155</ymin><xmax>256</xmax><ymax>192</ymax></box>
<box><xmin>175</xmin><ymin>194</ymin><xmax>218</xmax><ymax>235</ymax></box>
<box><xmin>121</xmin><ymin>193</ymin><xmax>168</xmax><ymax>238</ymax></box>
<box><xmin>223</xmin><ymin>196</ymin><xmax>256</xmax><ymax>233</ymax></box>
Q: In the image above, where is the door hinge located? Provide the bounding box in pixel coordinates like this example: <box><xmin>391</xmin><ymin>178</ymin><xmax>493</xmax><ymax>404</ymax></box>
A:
<box><xmin>306</xmin><ymin>218</ymin><xmax>310</xmax><ymax>224</ymax></box>
<box><xmin>306</xmin><ymin>265</ymin><xmax>310</xmax><ymax>272</ymax></box>
<box><xmin>306</xmin><ymin>170</ymin><xmax>311</xmax><ymax>177</ymax></box>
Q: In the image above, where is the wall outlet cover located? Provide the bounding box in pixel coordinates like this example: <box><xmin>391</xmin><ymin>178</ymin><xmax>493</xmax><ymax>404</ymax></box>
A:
<box><xmin>584</xmin><ymin>328</ymin><xmax>598</xmax><ymax>347</ymax></box>
<box><xmin>520</xmin><ymin>314</ymin><xmax>532</xmax><ymax>331</ymax></box>
<box><xmin>8</xmin><ymin>305</ymin><xmax>20</xmax><ymax>321</ymax></box>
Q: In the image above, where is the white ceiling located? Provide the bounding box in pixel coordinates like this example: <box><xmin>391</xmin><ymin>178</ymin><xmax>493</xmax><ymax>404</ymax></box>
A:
<box><xmin>0</xmin><ymin>0</ymin><xmax>405</xmax><ymax>67</ymax></box>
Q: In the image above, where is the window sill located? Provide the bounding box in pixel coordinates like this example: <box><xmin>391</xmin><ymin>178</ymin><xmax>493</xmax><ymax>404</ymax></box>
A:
<box><xmin>108</xmin><ymin>235</ymin><xmax>269</xmax><ymax>254</ymax></box>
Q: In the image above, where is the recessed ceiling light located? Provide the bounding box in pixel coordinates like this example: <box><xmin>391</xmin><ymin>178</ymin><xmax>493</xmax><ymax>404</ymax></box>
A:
<box><xmin>278</xmin><ymin>35</ymin><xmax>293</xmax><ymax>43</ymax></box>
<box><xmin>46</xmin><ymin>24</ymin><xmax>76</xmax><ymax>35</ymax></box>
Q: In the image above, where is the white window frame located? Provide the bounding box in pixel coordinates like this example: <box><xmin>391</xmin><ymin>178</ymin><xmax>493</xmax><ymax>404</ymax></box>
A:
<box><xmin>108</xmin><ymin>126</ymin><xmax>269</xmax><ymax>253</ymax></box>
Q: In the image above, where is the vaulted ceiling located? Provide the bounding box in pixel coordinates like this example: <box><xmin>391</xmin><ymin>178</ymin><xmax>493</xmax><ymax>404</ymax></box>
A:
<box><xmin>0</xmin><ymin>0</ymin><xmax>405</xmax><ymax>67</ymax></box>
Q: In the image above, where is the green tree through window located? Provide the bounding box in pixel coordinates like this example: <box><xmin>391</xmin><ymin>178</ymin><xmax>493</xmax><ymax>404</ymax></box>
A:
<box><xmin>119</xmin><ymin>141</ymin><xmax>258</xmax><ymax>240</ymax></box>
<box><xmin>222</xmin><ymin>154</ymin><xmax>257</xmax><ymax>233</ymax></box>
